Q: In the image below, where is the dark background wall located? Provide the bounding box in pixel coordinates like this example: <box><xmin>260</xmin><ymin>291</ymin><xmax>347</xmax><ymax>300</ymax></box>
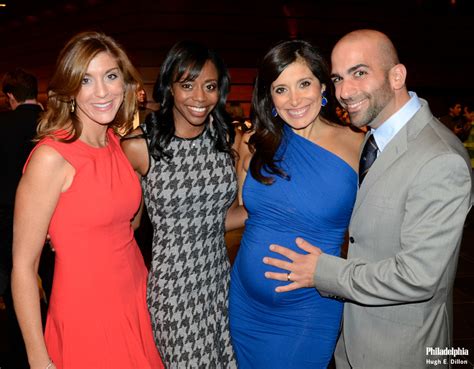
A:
<box><xmin>0</xmin><ymin>0</ymin><xmax>473</xmax><ymax>117</ymax></box>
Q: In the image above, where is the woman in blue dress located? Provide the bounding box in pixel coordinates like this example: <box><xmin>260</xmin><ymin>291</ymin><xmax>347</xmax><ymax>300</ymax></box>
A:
<box><xmin>230</xmin><ymin>40</ymin><xmax>364</xmax><ymax>368</ymax></box>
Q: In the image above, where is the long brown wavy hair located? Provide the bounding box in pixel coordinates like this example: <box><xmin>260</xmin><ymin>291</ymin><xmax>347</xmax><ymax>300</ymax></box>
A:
<box><xmin>36</xmin><ymin>31</ymin><xmax>142</xmax><ymax>141</ymax></box>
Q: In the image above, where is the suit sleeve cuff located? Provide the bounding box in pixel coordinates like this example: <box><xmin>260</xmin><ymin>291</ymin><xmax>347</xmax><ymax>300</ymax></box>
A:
<box><xmin>314</xmin><ymin>253</ymin><xmax>347</xmax><ymax>298</ymax></box>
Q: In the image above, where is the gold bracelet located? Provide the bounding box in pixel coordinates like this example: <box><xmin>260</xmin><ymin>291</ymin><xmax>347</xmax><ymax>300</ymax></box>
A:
<box><xmin>45</xmin><ymin>359</ymin><xmax>54</xmax><ymax>369</ymax></box>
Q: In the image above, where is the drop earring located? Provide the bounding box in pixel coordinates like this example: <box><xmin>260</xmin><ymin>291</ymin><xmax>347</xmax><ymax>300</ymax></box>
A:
<box><xmin>321</xmin><ymin>91</ymin><xmax>328</xmax><ymax>107</ymax></box>
<box><xmin>271</xmin><ymin>107</ymin><xmax>278</xmax><ymax>117</ymax></box>
<box><xmin>70</xmin><ymin>99</ymin><xmax>76</xmax><ymax>113</ymax></box>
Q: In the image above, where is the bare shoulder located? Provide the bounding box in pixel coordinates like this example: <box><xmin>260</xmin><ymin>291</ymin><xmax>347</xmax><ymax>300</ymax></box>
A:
<box><xmin>22</xmin><ymin>145</ymin><xmax>74</xmax><ymax>193</ymax></box>
<box><xmin>332</xmin><ymin>124</ymin><xmax>365</xmax><ymax>147</ymax></box>
<box><xmin>121</xmin><ymin>127</ymin><xmax>147</xmax><ymax>155</ymax></box>
<box><xmin>121</xmin><ymin>126</ymin><xmax>146</xmax><ymax>144</ymax></box>
<box><xmin>25</xmin><ymin>145</ymin><xmax>70</xmax><ymax>174</ymax></box>
<box><xmin>323</xmin><ymin>122</ymin><xmax>365</xmax><ymax>171</ymax></box>
<box><xmin>120</xmin><ymin>127</ymin><xmax>148</xmax><ymax>175</ymax></box>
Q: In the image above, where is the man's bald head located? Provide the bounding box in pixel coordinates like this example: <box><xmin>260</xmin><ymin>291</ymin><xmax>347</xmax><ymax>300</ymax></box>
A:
<box><xmin>335</xmin><ymin>29</ymin><xmax>399</xmax><ymax>71</ymax></box>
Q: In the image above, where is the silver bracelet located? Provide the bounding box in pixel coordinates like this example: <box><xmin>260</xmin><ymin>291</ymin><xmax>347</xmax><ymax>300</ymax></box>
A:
<box><xmin>45</xmin><ymin>359</ymin><xmax>54</xmax><ymax>369</ymax></box>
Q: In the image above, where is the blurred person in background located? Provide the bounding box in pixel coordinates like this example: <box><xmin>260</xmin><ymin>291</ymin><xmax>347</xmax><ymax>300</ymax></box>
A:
<box><xmin>440</xmin><ymin>100</ymin><xmax>472</xmax><ymax>142</ymax></box>
<box><xmin>0</xmin><ymin>68</ymin><xmax>44</xmax><ymax>369</ymax></box>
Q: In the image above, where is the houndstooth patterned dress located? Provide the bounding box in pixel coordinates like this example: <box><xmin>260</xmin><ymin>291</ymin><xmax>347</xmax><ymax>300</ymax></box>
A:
<box><xmin>142</xmin><ymin>123</ymin><xmax>237</xmax><ymax>369</ymax></box>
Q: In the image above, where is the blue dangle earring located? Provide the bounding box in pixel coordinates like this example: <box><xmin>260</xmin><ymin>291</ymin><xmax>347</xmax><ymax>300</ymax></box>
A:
<box><xmin>271</xmin><ymin>107</ymin><xmax>278</xmax><ymax>117</ymax></box>
<box><xmin>321</xmin><ymin>91</ymin><xmax>328</xmax><ymax>107</ymax></box>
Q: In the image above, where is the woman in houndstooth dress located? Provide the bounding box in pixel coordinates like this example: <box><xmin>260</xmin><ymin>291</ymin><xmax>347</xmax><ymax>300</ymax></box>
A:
<box><xmin>122</xmin><ymin>40</ymin><xmax>246</xmax><ymax>368</ymax></box>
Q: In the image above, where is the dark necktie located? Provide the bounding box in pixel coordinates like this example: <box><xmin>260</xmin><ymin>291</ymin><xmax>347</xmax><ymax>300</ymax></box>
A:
<box><xmin>359</xmin><ymin>134</ymin><xmax>378</xmax><ymax>186</ymax></box>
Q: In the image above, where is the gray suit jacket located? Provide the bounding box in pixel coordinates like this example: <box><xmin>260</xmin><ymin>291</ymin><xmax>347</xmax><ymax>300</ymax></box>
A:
<box><xmin>314</xmin><ymin>100</ymin><xmax>473</xmax><ymax>369</ymax></box>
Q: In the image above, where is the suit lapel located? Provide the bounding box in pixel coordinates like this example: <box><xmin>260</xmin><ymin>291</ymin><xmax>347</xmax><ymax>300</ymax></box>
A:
<box><xmin>353</xmin><ymin>128</ymin><xmax>408</xmax><ymax>213</ymax></box>
<box><xmin>353</xmin><ymin>100</ymin><xmax>433</xmax><ymax>214</ymax></box>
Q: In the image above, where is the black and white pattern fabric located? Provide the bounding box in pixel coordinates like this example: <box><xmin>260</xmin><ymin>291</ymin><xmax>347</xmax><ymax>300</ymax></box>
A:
<box><xmin>142</xmin><ymin>123</ymin><xmax>237</xmax><ymax>369</ymax></box>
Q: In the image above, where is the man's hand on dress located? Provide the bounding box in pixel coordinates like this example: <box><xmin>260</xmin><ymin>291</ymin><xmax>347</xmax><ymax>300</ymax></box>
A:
<box><xmin>263</xmin><ymin>237</ymin><xmax>322</xmax><ymax>292</ymax></box>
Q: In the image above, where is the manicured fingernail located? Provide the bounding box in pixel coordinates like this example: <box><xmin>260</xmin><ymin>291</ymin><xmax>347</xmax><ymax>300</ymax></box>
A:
<box><xmin>263</xmin><ymin>257</ymin><xmax>268</xmax><ymax>263</ymax></box>
<box><xmin>269</xmin><ymin>245</ymin><xmax>275</xmax><ymax>250</ymax></box>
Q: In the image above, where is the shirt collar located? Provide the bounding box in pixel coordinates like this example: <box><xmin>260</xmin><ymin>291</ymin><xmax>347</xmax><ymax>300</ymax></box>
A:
<box><xmin>372</xmin><ymin>91</ymin><xmax>421</xmax><ymax>152</ymax></box>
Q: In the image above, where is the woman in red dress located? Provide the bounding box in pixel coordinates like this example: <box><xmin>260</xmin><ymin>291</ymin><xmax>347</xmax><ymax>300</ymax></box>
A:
<box><xmin>11</xmin><ymin>32</ymin><xmax>164</xmax><ymax>369</ymax></box>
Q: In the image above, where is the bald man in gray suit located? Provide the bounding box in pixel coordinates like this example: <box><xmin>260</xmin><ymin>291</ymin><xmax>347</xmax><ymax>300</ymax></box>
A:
<box><xmin>263</xmin><ymin>30</ymin><xmax>473</xmax><ymax>368</ymax></box>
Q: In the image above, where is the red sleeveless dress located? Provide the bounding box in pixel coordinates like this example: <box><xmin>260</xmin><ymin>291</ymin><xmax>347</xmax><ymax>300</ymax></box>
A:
<box><xmin>27</xmin><ymin>130</ymin><xmax>163</xmax><ymax>369</ymax></box>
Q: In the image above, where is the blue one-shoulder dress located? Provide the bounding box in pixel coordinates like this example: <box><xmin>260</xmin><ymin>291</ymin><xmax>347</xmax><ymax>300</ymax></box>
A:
<box><xmin>230</xmin><ymin>125</ymin><xmax>357</xmax><ymax>368</ymax></box>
